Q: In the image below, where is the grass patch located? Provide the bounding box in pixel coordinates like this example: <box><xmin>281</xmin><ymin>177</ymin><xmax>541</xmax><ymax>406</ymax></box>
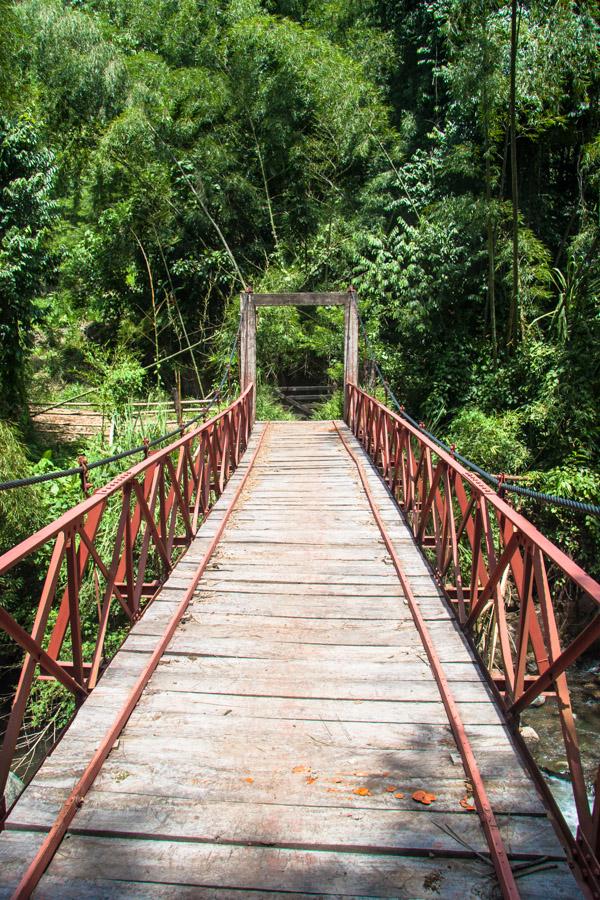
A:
<box><xmin>256</xmin><ymin>385</ymin><xmax>297</xmax><ymax>421</ymax></box>
<box><xmin>311</xmin><ymin>389</ymin><xmax>343</xmax><ymax>420</ymax></box>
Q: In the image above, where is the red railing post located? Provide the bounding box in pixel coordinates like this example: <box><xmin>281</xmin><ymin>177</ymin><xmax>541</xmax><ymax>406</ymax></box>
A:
<box><xmin>64</xmin><ymin>527</ymin><xmax>84</xmax><ymax>688</ymax></box>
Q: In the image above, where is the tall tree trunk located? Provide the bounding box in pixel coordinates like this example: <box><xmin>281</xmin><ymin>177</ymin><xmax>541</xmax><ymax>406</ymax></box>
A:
<box><xmin>486</xmin><ymin>151</ymin><xmax>497</xmax><ymax>360</ymax></box>
<box><xmin>482</xmin><ymin>7</ymin><xmax>497</xmax><ymax>361</ymax></box>
<box><xmin>507</xmin><ymin>0</ymin><xmax>519</xmax><ymax>347</ymax></box>
<box><xmin>132</xmin><ymin>230</ymin><xmax>161</xmax><ymax>387</ymax></box>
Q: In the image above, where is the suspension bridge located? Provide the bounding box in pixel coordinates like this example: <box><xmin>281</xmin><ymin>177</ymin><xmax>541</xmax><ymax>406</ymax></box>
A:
<box><xmin>0</xmin><ymin>291</ymin><xmax>599</xmax><ymax>898</ymax></box>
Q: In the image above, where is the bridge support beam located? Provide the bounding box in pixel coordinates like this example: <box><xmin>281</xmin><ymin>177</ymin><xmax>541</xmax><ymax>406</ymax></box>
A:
<box><xmin>240</xmin><ymin>289</ymin><xmax>359</xmax><ymax>423</ymax></box>
<box><xmin>343</xmin><ymin>288</ymin><xmax>359</xmax><ymax>421</ymax></box>
<box><xmin>240</xmin><ymin>290</ymin><xmax>257</xmax><ymax>422</ymax></box>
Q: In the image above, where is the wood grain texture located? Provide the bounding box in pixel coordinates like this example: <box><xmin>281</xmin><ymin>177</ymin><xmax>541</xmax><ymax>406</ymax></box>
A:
<box><xmin>0</xmin><ymin>421</ymin><xmax>577</xmax><ymax>898</ymax></box>
<box><xmin>252</xmin><ymin>292</ymin><xmax>349</xmax><ymax>305</ymax></box>
<box><xmin>0</xmin><ymin>831</ymin><xmax>578</xmax><ymax>899</ymax></box>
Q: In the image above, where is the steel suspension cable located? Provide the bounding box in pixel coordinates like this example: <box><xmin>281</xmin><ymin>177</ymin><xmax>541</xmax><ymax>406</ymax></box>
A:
<box><xmin>0</xmin><ymin>322</ymin><xmax>242</xmax><ymax>493</ymax></box>
<box><xmin>357</xmin><ymin>312</ymin><xmax>600</xmax><ymax>516</ymax></box>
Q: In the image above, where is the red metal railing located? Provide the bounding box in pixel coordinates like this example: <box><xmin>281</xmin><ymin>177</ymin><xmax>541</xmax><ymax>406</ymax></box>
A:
<box><xmin>0</xmin><ymin>386</ymin><xmax>253</xmax><ymax>821</ymax></box>
<box><xmin>346</xmin><ymin>383</ymin><xmax>600</xmax><ymax>887</ymax></box>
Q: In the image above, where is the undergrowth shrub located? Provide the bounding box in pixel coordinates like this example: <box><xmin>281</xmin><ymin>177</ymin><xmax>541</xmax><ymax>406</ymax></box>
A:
<box><xmin>255</xmin><ymin>385</ymin><xmax>296</xmax><ymax>421</ymax></box>
<box><xmin>311</xmin><ymin>389</ymin><xmax>343</xmax><ymax>420</ymax></box>
<box><xmin>446</xmin><ymin>407</ymin><xmax>530</xmax><ymax>475</ymax></box>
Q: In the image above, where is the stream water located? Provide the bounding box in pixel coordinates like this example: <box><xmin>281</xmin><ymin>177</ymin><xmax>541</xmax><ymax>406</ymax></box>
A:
<box><xmin>521</xmin><ymin>660</ymin><xmax>600</xmax><ymax>834</ymax></box>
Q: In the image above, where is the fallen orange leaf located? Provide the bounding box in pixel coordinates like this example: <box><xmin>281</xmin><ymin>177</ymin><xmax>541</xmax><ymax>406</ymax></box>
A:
<box><xmin>394</xmin><ymin>792</ymin><xmax>405</xmax><ymax>799</ymax></box>
<box><xmin>385</xmin><ymin>786</ymin><xmax>398</xmax><ymax>793</ymax></box>
<box><xmin>292</xmin><ymin>765</ymin><xmax>307</xmax><ymax>774</ymax></box>
<box><xmin>306</xmin><ymin>776</ymin><xmax>317</xmax><ymax>784</ymax></box>
<box><xmin>459</xmin><ymin>797</ymin><xmax>476</xmax><ymax>811</ymax></box>
<box><xmin>353</xmin><ymin>787</ymin><xmax>371</xmax><ymax>796</ymax></box>
<box><xmin>412</xmin><ymin>790</ymin><xmax>436</xmax><ymax>805</ymax></box>
<box><xmin>244</xmin><ymin>777</ymin><xmax>254</xmax><ymax>784</ymax></box>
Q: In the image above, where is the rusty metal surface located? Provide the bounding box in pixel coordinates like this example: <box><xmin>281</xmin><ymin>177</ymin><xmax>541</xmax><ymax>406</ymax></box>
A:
<box><xmin>345</xmin><ymin>383</ymin><xmax>600</xmax><ymax>897</ymax></box>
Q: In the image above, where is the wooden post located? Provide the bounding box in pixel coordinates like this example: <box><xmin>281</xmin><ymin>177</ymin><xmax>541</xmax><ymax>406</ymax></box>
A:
<box><xmin>343</xmin><ymin>289</ymin><xmax>359</xmax><ymax>421</ymax></box>
<box><xmin>239</xmin><ymin>290</ymin><xmax>257</xmax><ymax>422</ymax></box>
<box><xmin>173</xmin><ymin>372</ymin><xmax>183</xmax><ymax>432</ymax></box>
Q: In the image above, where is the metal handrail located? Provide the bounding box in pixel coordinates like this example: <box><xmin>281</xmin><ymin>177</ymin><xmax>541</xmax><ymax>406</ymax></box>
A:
<box><xmin>346</xmin><ymin>382</ymin><xmax>600</xmax><ymax>893</ymax></box>
<box><xmin>0</xmin><ymin>386</ymin><xmax>254</xmax><ymax>822</ymax></box>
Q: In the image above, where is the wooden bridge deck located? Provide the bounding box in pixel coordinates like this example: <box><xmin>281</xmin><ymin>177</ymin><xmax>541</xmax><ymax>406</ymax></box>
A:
<box><xmin>1</xmin><ymin>422</ymin><xmax>578</xmax><ymax>897</ymax></box>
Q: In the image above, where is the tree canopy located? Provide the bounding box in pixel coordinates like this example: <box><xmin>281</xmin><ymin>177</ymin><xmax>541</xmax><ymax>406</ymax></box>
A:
<box><xmin>0</xmin><ymin>0</ymin><xmax>599</xmax><ymax>568</ymax></box>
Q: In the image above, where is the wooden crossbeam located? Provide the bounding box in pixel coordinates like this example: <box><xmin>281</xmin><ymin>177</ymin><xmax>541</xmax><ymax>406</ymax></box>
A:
<box><xmin>252</xmin><ymin>292</ymin><xmax>349</xmax><ymax>306</ymax></box>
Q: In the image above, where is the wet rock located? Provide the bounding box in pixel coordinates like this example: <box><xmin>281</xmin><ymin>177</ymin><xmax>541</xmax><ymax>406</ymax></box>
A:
<box><xmin>520</xmin><ymin>725</ymin><xmax>540</xmax><ymax>743</ymax></box>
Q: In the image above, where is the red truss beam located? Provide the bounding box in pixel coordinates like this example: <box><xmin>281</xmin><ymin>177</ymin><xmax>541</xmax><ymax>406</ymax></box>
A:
<box><xmin>346</xmin><ymin>383</ymin><xmax>600</xmax><ymax>896</ymax></box>
<box><xmin>0</xmin><ymin>386</ymin><xmax>254</xmax><ymax>823</ymax></box>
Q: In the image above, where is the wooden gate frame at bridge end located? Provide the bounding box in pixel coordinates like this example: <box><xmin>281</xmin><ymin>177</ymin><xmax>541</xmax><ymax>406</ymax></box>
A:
<box><xmin>239</xmin><ymin>288</ymin><xmax>359</xmax><ymax>422</ymax></box>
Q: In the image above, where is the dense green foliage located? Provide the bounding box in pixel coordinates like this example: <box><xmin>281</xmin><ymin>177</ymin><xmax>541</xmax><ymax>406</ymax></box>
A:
<box><xmin>0</xmin><ymin>115</ymin><xmax>57</xmax><ymax>416</ymax></box>
<box><xmin>0</xmin><ymin>0</ymin><xmax>598</xmax><ymax>578</ymax></box>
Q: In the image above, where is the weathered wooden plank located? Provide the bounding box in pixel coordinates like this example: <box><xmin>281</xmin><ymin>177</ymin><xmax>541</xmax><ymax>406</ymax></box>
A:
<box><xmin>202</xmin><ymin>563</ymin><xmax>433</xmax><ymax>581</ymax></box>
<box><xmin>239</xmin><ymin>292</ymin><xmax>257</xmax><ymax>418</ymax></box>
<box><xmin>206</xmin><ymin>557</ymin><xmax>427</xmax><ymax>574</ymax></box>
<box><xmin>206</xmin><ymin>535</ymin><xmax>387</xmax><ymax>546</ymax></box>
<box><xmin>253</xmin><ymin>292</ymin><xmax>349</xmax><ymax>306</ymax></box>
<box><xmin>232</xmin><ymin>496</ymin><xmax>366</xmax><ymax>502</ymax></box>
<box><xmin>111</xmin><ymin>651</ymin><xmax>492</xmax><ymax>686</ymax></box>
<box><xmin>343</xmin><ymin>293</ymin><xmax>359</xmax><ymax>418</ymax></box>
<box><xmin>7</xmin><ymin>795</ymin><xmax>563</xmax><ymax>858</ymax></box>
<box><xmin>28</xmin><ymin>836</ymin><xmax>577</xmax><ymax>899</ymax></box>
<box><xmin>22</xmin><ymin>754</ymin><xmax>541</xmax><ymax>818</ymax></box>
<box><xmin>210</xmin><ymin>542</ymin><xmax>413</xmax><ymax>562</ymax></box>
<box><xmin>125</xmin><ymin>629</ymin><xmax>471</xmax><ymax>660</ymax></box>
<box><xmin>227</xmin><ymin>514</ymin><xmax>373</xmax><ymax>525</ymax></box>
<box><xmin>108</xmin><ymin>727</ymin><xmax>516</xmax><ymax>776</ymax></box>
<box><xmin>28</xmin><ymin>691</ymin><xmax>507</xmax><ymax>739</ymax></box>
<box><xmin>101</xmin><ymin>666</ymin><xmax>492</xmax><ymax>703</ymax></box>
<box><xmin>251</xmin><ymin>459</ymin><xmax>348</xmax><ymax>466</ymax></box>
<box><xmin>132</xmin><ymin>609</ymin><xmax>441</xmax><ymax>639</ymax></box>
<box><xmin>35</xmin><ymin>874</ymin><xmax>396</xmax><ymax>900</ymax></box>
<box><xmin>243</xmin><ymin>474</ymin><xmax>355</xmax><ymax>482</ymax></box>
<box><xmin>89</xmin><ymin>709</ymin><xmax>517</xmax><ymax>752</ymax></box>
<box><xmin>199</xmin><ymin>568</ymin><xmax>428</xmax><ymax>585</ymax></box>
<box><xmin>160</xmin><ymin>593</ymin><xmax>410</xmax><ymax>620</ymax></box>
<box><xmin>126</xmin><ymin>690</ymin><xmax>506</xmax><ymax>726</ymax></box>
<box><xmin>194</xmin><ymin>580</ymin><xmax>405</xmax><ymax>597</ymax></box>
